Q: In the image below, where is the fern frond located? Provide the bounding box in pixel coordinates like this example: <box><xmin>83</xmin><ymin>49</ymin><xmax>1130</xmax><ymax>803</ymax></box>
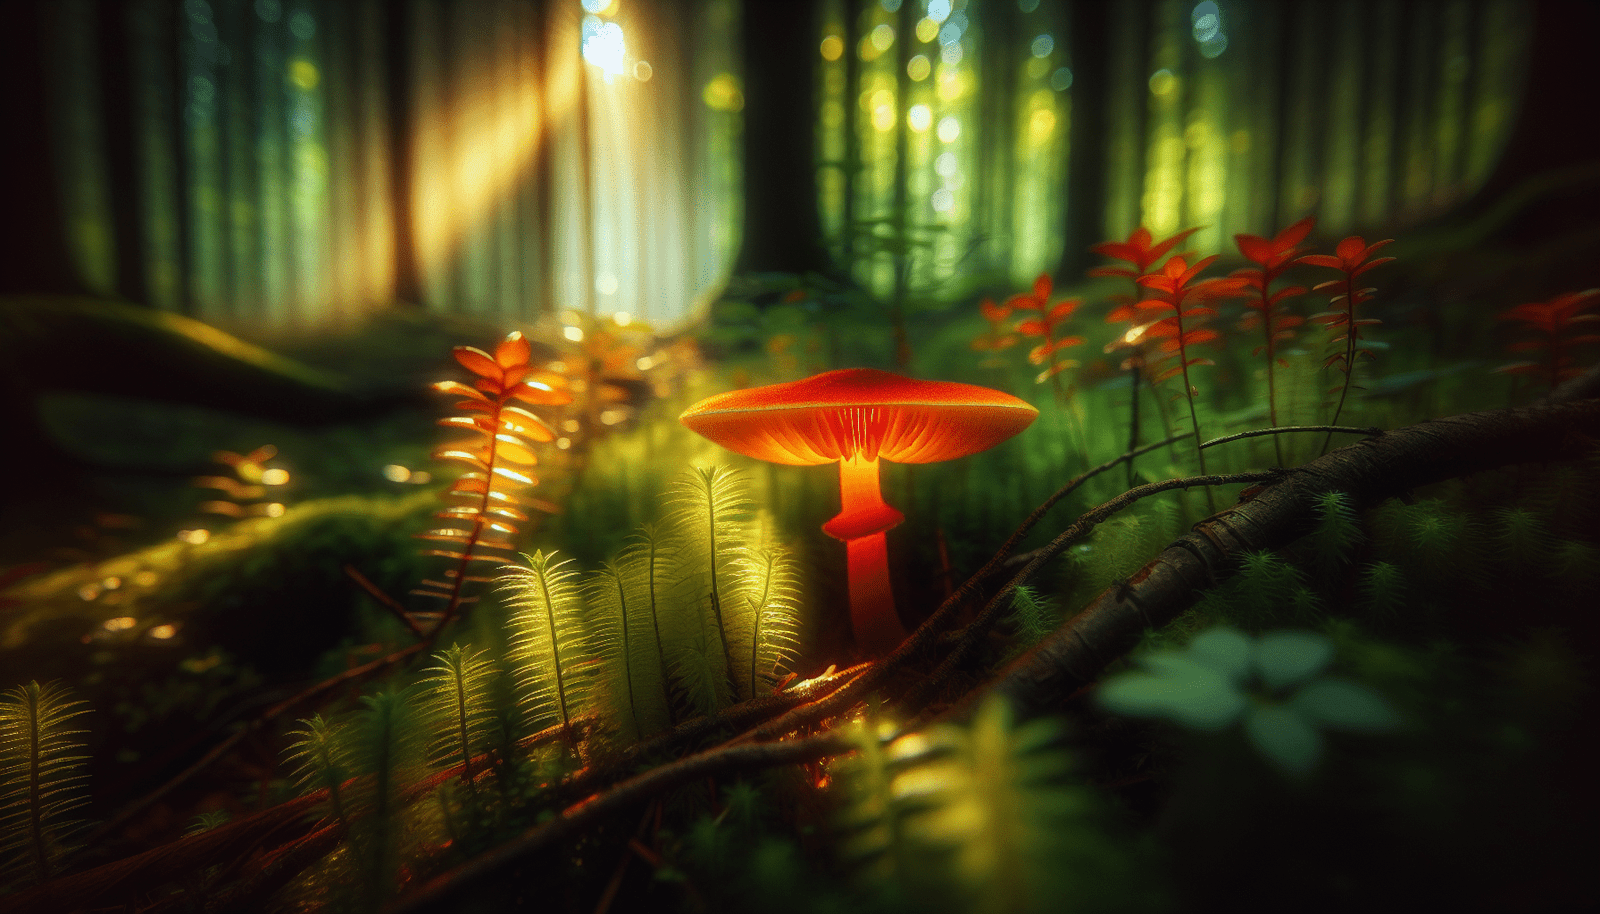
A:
<box><xmin>1494</xmin><ymin>507</ymin><xmax>1554</xmax><ymax>574</ymax></box>
<box><xmin>588</xmin><ymin>553</ymin><xmax>674</xmax><ymax>741</ymax></box>
<box><xmin>1359</xmin><ymin>562</ymin><xmax>1408</xmax><ymax>620</ymax></box>
<box><xmin>284</xmin><ymin>714</ymin><xmax>355</xmax><ymax>830</ymax></box>
<box><xmin>0</xmin><ymin>680</ymin><xmax>90</xmax><ymax>886</ymax></box>
<box><xmin>664</xmin><ymin>466</ymin><xmax>756</xmax><ymax>697</ymax></box>
<box><xmin>1194</xmin><ymin>550</ymin><xmax>1310</xmax><ymax>626</ymax></box>
<box><xmin>416</xmin><ymin>331</ymin><xmax>573</xmax><ymax>635</ymax></box>
<box><xmin>834</xmin><ymin>719</ymin><xmax>901</xmax><ymax>883</ymax></box>
<box><xmin>344</xmin><ymin>688</ymin><xmax>428</xmax><ymax>906</ymax></box>
<box><xmin>184</xmin><ymin>810</ymin><xmax>231</xmax><ymax>836</ymax></box>
<box><xmin>502</xmin><ymin>550</ymin><xmax>602</xmax><ymax>740</ymax></box>
<box><xmin>858</xmin><ymin>696</ymin><xmax>1108</xmax><ymax>914</ymax></box>
<box><xmin>1310</xmin><ymin>491</ymin><xmax>1363</xmax><ymax>579</ymax></box>
<box><xmin>626</xmin><ymin>525</ymin><xmax>680</xmax><ymax>726</ymax></box>
<box><xmin>1006</xmin><ymin>585</ymin><xmax>1058</xmax><ymax>647</ymax></box>
<box><xmin>420</xmin><ymin>645</ymin><xmax>498</xmax><ymax>774</ymax></box>
<box><xmin>670</xmin><ymin>629</ymin><xmax>734</xmax><ymax>716</ymax></box>
<box><xmin>738</xmin><ymin>546</ymin><xmax>804</xmax><ymax>700</ymax></box>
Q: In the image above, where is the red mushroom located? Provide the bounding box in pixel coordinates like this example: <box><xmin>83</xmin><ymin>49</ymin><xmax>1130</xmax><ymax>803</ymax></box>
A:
<box><xmin>679</xmin><ymin>368</ymin><xmax>1038</xmax><ymax>655</ymax></box>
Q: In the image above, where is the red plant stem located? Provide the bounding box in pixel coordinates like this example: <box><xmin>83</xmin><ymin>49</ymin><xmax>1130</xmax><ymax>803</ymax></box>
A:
<box><xmin>1171</xmin><ymin>305</ymin><xmax>1216</xmax><ymax>512</ymax></box>
<box><xmin>1125</xmin><ymin>361</ymin><xmax>1142</xmax><ymax>488</ymax></box>
<box><xmin>1045</xmin><ymin>332</ymin><xmax>1065</xmax><ymax>402</ymax></box>
<box><xmin>1546</xmin><ymin>329</ymin><xmax>1563</xmax><ymax>393</ymax></box>
<box><xmin>430</xmin><ymin>396</ymin><xmax>507</xmax><ymax>650</ymax></box>
<box><xmin>1321</xmin><ymin>271</ymin><xmax>1359</xmax><ymax>455</ymax></box>
<box><xmin>1255</xmin><ymin>281</ymin><xmax>1287</xmax><ymax>467</ymax></box>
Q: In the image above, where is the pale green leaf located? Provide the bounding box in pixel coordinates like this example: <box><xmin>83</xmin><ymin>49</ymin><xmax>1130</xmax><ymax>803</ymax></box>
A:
<box><xmin>1244</xmin><ymin>705</ymin><xmax>1322</xmax><ymax>776</ymax></box>
<box><xmin>1253</xmin><ymin>631</ymin><xmax>1334</xmax><ymax>691</ymax></box>
<box><xmin>1291</xmin><ymin>678</ymin><xmax>1400</xmax><ymax>732</ymax></box>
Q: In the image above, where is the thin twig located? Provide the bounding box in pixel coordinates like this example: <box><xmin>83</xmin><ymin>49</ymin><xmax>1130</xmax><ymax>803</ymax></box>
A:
<box><xmin>734</xmin><ymin>433</ymin><xmax>1191</xmax><ymax>744</ymax></box>
<box><xmin>969</xmin><ymin>396</ymin><xmax>1600</xmax><ymax>721</ymax></box>
<box><xmin>1199</xmin><ymin>425</ymin><xmax>1382</xmax><ymax>450</ymax></box>
<box><xmin>392</xmin><ymin>733</ymin><xmax>852</xmax><ymax>914</ymax></box>
<box><xmin>86</xmin><ymin>640</ymin><xmax>430</xmax><ymax>845</ymax></box>
<box><xmin>345</xmin><ymin>564</ymin><xmax>427</xmax><ymax>640</ymax></box>
<box><xmin>901</xmin><ymin>470</ymin><xmax>1280</xmax><ymax>711</ymax></box>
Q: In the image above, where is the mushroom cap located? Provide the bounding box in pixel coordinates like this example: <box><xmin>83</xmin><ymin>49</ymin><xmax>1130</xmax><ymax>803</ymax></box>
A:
<box><xmin>679</xmin><ymin>368</ymin><xmax>1039</xmax><ymax>465</ymax></box>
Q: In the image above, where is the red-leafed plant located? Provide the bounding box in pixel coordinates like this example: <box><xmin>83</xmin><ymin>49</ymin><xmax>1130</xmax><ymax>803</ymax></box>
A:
<box><xmin>1005</xmin><ymin>274</ymin><xmax>1084</xmax><ymax>400</ymax></box>
<box><xmin>1233</xmin><ymin>216</ymin><xmax>1315</xmax><ymax>465</ymax></box>
<box><xmin>417</xmin><ymin>331</ymin><xmax>573</xmax><ymax>641</ymax></box>
<box><xmin>1092</xmin><ymin>226</ymin><xmax>1201</xmax><ymax>484</ymax></box>
<box><xmin>1495</xmin><ymin>289</ymin><xmax>1600</xmax><ymax>393</ymax></box>
<box><xmin>970</xmin><ymin>296</ymin><xmax>1020</xmax><ymax>369</ymax></box>
<box><xmin>1301</xmin><ymin>236</ymin><xmax>1395</xmax><ymax>454</ymax></box>
<box><xmin>1136</xmin><ymin>254</ymin><xmax>1248</xmax><ymax>506</ymax></box>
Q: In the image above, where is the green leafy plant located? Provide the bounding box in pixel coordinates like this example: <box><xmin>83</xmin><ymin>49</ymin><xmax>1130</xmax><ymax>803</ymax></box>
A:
<box><xmin>420</xmin><ymin>644</ymin><xmax>498</xmax><ymax>777</ymax></box>
<box><xmin>1098</xmin><ymin>626</ymin><xmax>1399</xmax><ymax>777</ymax></box>
<box><xmin>664</xmin><ymin>466</ymin><xmax>756</xmax><ymax>707</ymax></box>
<box><xmin>285</xmin><ymin>689</ymin><xmax>431</xmax><ymax>909</ymax></box>
<box><xmin>0</xmin><ymin>681</ymin><xmax>90</xmax><ymax>887</ymax></box>
<box><xmin>284</xmin><ymin>714</ymin><xmax>355</xmax><ymax>832</ymax></box>
<box><xmin>1309</xmin><ymin>491</ymin><xmax>1364</xmax><ymax>582</ymax></box>
<box><xmin>738</xmin><ymin>547</ymin><xmax>804</xmax><ymax>703</ymax></box>
<box><xmin>587</xmin><ymin>554</ymin><xmax>673</xmax><ymax>742</ymax></box>
<box><xmin>502</xmin><ymin>550</ymin><xmax>604</xmax><ymax>750</ymax></box>
<box><xmin>1004</xmin><ymin>585</ymin><xmax>1059</xmax><ymax>649</ymax></box>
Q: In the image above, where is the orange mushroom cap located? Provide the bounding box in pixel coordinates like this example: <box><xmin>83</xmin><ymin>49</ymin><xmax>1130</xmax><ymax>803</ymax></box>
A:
<box><xmin>679</xmin><ymin>368</ymin><xmax>1039</xmax><ymax>465</ymax></box>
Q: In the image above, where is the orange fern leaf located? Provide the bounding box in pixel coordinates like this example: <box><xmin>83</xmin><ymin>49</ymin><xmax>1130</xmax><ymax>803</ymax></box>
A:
<box><xmin>415</xmin><ymin>331</ymin><xmax>573</xmax><ymax>632</ymax></box>
<box><xmin>1007</xmin><ymin>274</ymin><xmax>1083</xmax><ymax>394</ymax></box>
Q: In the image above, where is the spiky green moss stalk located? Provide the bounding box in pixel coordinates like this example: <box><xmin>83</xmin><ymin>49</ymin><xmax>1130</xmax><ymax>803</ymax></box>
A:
<box><xmin>1</xmin><ymin>681</ymin><xmax>90</xmax><ymax>887</ymax></box>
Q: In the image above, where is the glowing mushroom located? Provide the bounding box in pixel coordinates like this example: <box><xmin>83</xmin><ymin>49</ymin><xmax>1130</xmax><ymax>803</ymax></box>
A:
<box><xmin>679</xmin><ymin>368</ymin><xmax>1038</xmax><ymax>655</ymax></box>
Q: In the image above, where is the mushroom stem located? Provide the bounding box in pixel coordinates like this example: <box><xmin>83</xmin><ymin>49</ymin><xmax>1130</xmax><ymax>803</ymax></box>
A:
<box><xmin>846</xmin><ymin>532</ymin><xmax>906</xmax><ymax>655</ymax></box>
<box><xmin>824</xmin><ymin>456</ymin><xmax>908</xmax><ymax>654</ymax></box>
<box><xmin>824</xmin><ymin>456</ymin><xmax>905</xmax><ymax>541</ymax></box>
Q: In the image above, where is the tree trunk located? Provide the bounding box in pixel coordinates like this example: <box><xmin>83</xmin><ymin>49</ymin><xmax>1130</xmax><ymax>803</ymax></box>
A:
<box><xmin>1057</xmin><ymin>0</ymin><xmax>1110</xmax><ymax>278</ymax></box>
<box><xmin>0</xmin><ymin>2</ymin><xmax>79</xmax><ymax>295</ymax></box>
<box><xmin>97</xmin><ymin>0</ymin><xmax>149</xmax><ymax>307</ymax></box>
<box><xmin>733</xmin><ymin>0</ymin><xmax>833</xmax><ymax>277</ymax></box>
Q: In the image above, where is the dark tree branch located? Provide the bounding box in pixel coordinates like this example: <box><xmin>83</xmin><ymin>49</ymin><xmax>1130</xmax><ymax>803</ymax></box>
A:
<box><xmin>393</xmin><ymin>733</ymin><xmax>852</xmax><ymax>913</ymax></box>
<box><xmin>344</xmin><ymin>564</ymin><xmax>427</xmax><ymax>640</ymax></box>
<box><xmin>903</xmin><ymin>471</ymin><xmax>1281</xmax><ymax>711</ymax></box>
<box><xmin>737</xmin><ymin>433</ymin><xmax>1193</xmax><ymax>744</ymax></box>
<box><xmin>967</xmin><ymin>396</ymin><xmax>1600</xmax><ymax>720</ymax></box>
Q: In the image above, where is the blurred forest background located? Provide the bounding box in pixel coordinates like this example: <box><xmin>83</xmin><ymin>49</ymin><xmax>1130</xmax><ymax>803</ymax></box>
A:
<box><xmin>3</xmin><ymin>0</ymin><xmax>1596</xmax><ymax>332</ymax></box>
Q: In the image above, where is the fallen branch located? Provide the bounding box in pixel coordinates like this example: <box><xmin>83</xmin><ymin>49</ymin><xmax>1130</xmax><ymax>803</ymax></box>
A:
<box><xmin>86</xmin><ymin>640</ymin><xmax>431</xmax><ymax>846</ymax></box>
<box><xmin>902</xmin><ymin>470</ymin><xmax>1281</xmax><ymax>711</ymax></box>
<box><xmin>735</xmin><ymin>434</ymin><xmax>1190</xmax><ymax>744</ymax></box>
<box><xmin>968</xmin><ymin>396</ymin><xmax>1600</xmax><ymax>719</ymax></box>
<box><xmin>392</xmin><ymin>732</ymin><xmax>852</xmax><ymax>914</ymax></box>
<box><xmin>345</xmin><ymin>564</ymin><xmax>427</xmax><ymax>640</ymax></box>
